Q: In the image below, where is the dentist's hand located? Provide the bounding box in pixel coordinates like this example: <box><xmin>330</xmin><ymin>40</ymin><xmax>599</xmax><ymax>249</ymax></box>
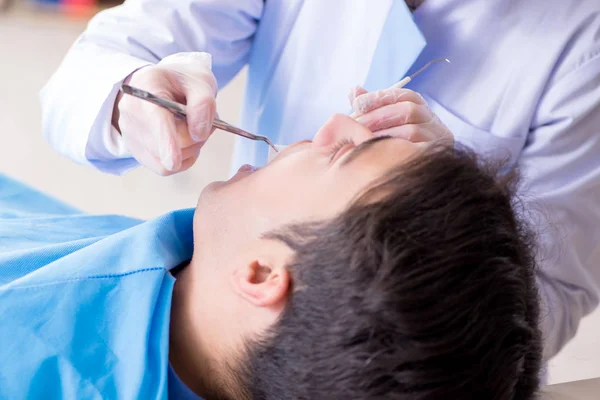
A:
<box><xmin>349</xmin><ymin>86</ymin><xmax>453</xmax><ymax>144</ymax></box>
<box><xmin>112</xmin><ymin>52</ymin><xmax>217</xmax><ymax>176</ymax></box>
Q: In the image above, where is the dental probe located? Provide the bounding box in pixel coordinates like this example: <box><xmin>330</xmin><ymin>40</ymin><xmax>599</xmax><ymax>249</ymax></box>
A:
<box><xmin>391</xmin><ymin>58</ymin><xmax>451</xmax><ymax>89</ymax></box>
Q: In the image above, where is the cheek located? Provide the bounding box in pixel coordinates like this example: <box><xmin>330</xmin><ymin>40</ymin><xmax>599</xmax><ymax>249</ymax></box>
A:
<box><xmin>204</xmin><ymin>177</ymin><xmax>279</xmax><ymax>238</ymax></box>
<box><xmin>196</xmin><ymin>184</ymin><xmax>247</xmax><ymax>245</ymax></box>
<box><xmin>273</xmin><ymin>176</ymin><xmax>350</xmax><ymax>221</ymax></box>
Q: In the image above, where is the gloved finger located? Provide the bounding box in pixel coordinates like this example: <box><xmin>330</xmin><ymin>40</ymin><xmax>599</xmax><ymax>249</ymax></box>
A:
<box><xmin>186</xmin><ymin>86</ymin><xmax>217</xmax><ymax>142</ymax></box>
<box><xmin>150</xmin><ymin>70</ymin><xmax>215</xmax><ymax>145</ymax></box>
<box><xmin>177</xmin><ymin>153</ymin><xmax>201</xmax><ymax>174</ymax></box>
<box><xmin>126</xmin><ymin>133</ymin><xmax>202</xmax><ymax>176</ymax></box>
<box><xmin>351</xmin><ymin>88</ymin><xmax>427</xmax><ymax>117</ymax></box>
<box><xmin>172</xmin><ymin>116</ymin><xmax>199</xmax><ymax>149</ymax></box>
<box><xmin>117</xmin><ymin>95</ymin><xmax>182</xmax><ymax>172</ymax></box>
<box><xmin>159</xmin><ymin>53</ymin><xmax>218</xmax><ymax>143</ymax></box>
<box><xmin>181</xmin><ymin>142</ymin><xmax>204</xmax><ymax>160</ymax></box>
<box><xmin>146</xmin><ymin>145</ymin><xmax>201</xmax><ymax>175</ymax></box>
<box><xmin>355</xmin><ymin>101</ymin><xmax>433</xmax><ymax>132</ymax></box>
<box><xmin>125</xmin><ymin>137</ymin><xmax>176</xmax><ymax>176</ymax></box>
<box><xmin>142</xmin><ymin>74</ymin><xmax>212</xmax><ymax>148</ymax></box>
<box><xmin>148</xmin><ymin>106</ymin><xmax>183</xmax><ymax>172</ymax></box>
<box><xmin>348</xmin><ymin>85</ymin><xmax>369</xmax><ymax>105</ymax></box>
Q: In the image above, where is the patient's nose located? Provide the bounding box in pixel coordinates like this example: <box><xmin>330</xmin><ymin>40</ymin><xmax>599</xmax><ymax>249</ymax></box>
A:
<box><xmin>312</xmin><ymin>114</ymin><xmax>374</xmax><ymax>149</ymax></box>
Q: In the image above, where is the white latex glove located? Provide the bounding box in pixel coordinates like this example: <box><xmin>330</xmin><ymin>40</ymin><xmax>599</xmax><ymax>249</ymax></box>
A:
<box><xmin>349</xmin><ymin>85</ymin><xmax>453</xmax><ymax>144</ymax></box>
<box><xmin>112</xmin><ymin>52</ymin><xmax>217</xmax><ymax>175</ymax></box>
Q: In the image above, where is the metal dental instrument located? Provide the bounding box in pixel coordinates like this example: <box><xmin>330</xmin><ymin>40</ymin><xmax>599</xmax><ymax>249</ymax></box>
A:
<box><xmin>120</xmin><ymin>84</ymin><xmax>279</xmax><ymax>153</ymax></box>
<box><xmin>391</xmin><ymin>58</ymin><xmax>451</xmax><ymax>89</ymax></box>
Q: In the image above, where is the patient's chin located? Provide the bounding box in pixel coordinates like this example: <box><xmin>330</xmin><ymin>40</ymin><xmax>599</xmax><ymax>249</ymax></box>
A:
<box><xmin>199</xmin><ymin>164</ymin><xmax>258</xmax><ymax>198</ymax></box>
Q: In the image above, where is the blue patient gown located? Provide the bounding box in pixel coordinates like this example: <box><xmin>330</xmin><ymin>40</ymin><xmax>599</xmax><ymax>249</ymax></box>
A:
<box><xmin>0</xmin><ymin>174</ymin><xmax>198</xmax><ymax>399</ymax></box>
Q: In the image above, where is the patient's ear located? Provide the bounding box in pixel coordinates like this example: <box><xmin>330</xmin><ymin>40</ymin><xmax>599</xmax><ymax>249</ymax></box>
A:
<box><xmin>230</xmin><ymin>244</ymin><xmax>291</xmax><ymax>307</ymax></box>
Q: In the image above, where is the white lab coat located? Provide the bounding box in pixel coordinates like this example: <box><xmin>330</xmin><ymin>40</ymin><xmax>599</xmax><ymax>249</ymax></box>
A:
<box><xmin>41</xmin><ymin>0</ymin><xmax>600</xmax><ymax>361</ymax></box>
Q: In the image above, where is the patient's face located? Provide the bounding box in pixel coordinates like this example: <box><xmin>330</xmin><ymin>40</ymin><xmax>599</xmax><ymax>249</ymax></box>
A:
<box><xmin>189</xmin><ymin>114</ymin><xmax>421</xmax><ymax>352</ymax></box>
<box><xmin>196</xmin><ymin>114</ymin><xmax>420</xmax><ymax>261</ymax></box>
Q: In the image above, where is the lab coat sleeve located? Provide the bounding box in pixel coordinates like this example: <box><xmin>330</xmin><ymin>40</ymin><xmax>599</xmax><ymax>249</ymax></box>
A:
<box><xmin>521</xmin><ymin>50</ymin><xmax>600</xmax><ymax>361</ymax></box>
<box><xmin>40</xmin><ymin>0</ymin><xmax>264</xmax><ymax>174</ymax></box>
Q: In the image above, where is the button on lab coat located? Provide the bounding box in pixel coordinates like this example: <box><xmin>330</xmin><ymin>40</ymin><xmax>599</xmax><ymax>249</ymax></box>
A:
<box><xmin>41</xmin><ymin>0</ymin><xmax>600</xmax><ymax>361</ymax></box>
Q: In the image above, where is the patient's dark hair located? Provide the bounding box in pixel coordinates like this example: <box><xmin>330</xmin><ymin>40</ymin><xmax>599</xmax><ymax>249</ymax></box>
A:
<box><xmin>241</xmin><ymin>143</ymin><xmax>542</xmax><ymax>399</ymax></box>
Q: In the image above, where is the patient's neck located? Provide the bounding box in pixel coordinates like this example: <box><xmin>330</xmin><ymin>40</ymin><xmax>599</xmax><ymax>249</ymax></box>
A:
<box><xmin>169</xmin><ymin>265</ymin><xmax>218</xmax><ymax>398</ymax></box>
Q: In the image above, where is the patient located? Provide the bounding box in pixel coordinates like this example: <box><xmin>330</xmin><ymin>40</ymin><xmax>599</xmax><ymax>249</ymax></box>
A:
<box><xmin>0</xmin><ymin>115</ymin><xmax>542</xmax><ymax>399</ymax></box>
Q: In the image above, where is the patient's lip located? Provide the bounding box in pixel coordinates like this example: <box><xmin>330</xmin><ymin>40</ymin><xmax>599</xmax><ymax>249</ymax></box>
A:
<box><xmin>227</xmin><ymin>164</ymin><xmax>258</xmax><ymax>184</ymax></box>
<box><xmin>238</xmin><ymin>164</ymin><xmax>258</xmax><ymax>173</ymax></box>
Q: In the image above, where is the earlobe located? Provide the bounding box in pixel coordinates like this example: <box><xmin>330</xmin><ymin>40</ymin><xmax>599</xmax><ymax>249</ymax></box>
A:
<box><xmin>231</xmin><ymin>259</ymin><xmax>290</xmax><ymax>307</ymax></box>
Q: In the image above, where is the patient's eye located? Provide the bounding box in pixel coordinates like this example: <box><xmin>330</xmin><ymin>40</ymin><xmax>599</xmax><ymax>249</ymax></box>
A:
<box><xmin>329</xmin><ymin>139</ymin><xmax>354</xmax><ymax>161</ymax></box>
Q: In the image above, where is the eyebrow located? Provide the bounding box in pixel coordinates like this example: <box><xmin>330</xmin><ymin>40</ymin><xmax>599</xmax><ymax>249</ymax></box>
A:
<box><xmin>340</xmin><ymin>135</ymin><xmax>394</xmax><ymax>166</ymax></box>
